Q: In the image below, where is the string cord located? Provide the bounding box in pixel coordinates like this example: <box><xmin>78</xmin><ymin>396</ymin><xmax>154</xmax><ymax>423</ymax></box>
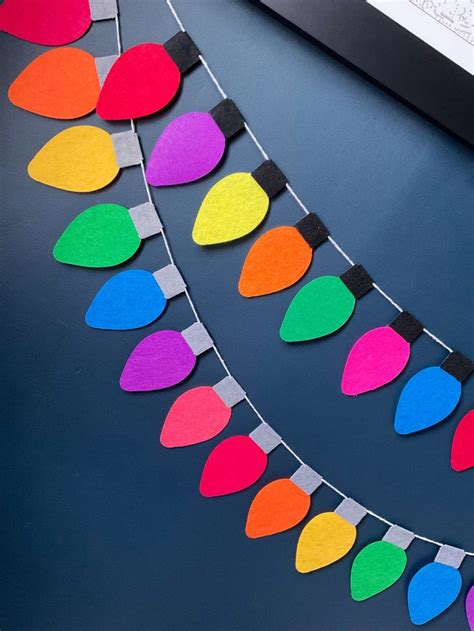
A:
<box><xmin>112</xmin><ymin>4</ymin><xmax>473</xmax><ymax>556</ymax></box>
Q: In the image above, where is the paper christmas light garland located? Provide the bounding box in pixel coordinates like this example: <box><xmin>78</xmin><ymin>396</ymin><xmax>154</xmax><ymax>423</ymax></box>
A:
<box><xmin>395</xmin><ymin>352</ymin><xmax>473</xmax><ymax>435</ymax></box>
<box><xmin>0</xmin><ymin>0</ymin><xmax>118</xmax><ymax>46</ymax></box>
<box><xmin>280</xmin><ymin>265</ymin><xmax>373</xmax><ymax>342</ymax></box>
<box><xmin>29</xmin><ymin>126</ymin><xmax>142</xmax><ymax>192</ymax></box>
<box><xmin>54</xmin><ymin>202</ymin><xmax>162</xmax><ymax>267</ymax></box>
<box><xmin>342</xmin><ymin>311</ymin><xmax>423</xmax><ymax>396</ymax></box>
<box><xmin>8</xmin><ymin>0</ymin><xmax>473</xmax><ymax>626</ymax></box>
<box><xmin>451</xmin><ymin>409</ymin><xmax>474</xmax><ymax>472</ymax></box>
<box><xmin>350</xmin><ymin>525</ymin><xmax>413</xmax><ymax>601</ymax></box>
<box><xmin>8</xmin><ymin>48</ymin><xmax>105</xmax><ymax>119</ymax></box>
<box><xmin>146</xmin><ymin>99</ymin><xmax>244</xmax><ymax>186</ymax></box>
<box><xmin>199</xmin><ymin>424</ymin><xmax>281</xmax><ymax>497</ymax></box>
<box><xmin>86</xmin><ymin>264</ymin><xmax>186</xmax><ymax>330</ymax></box>
<box><xmin>192</xmin><ymin>160</ymin><xmax>287</xmax><ymax>245</ymax></box>
<box><xmin>239</xmin><ymin>213</ymin><xmax>329</xmax><ymax>297</ymax></box>
<box><xmin>160</xmin><ymin>377</ymin><xmax>246</xmax><ymax>447</ymax></box>
<box><xmin>120</xmin><ymin>323</ymin><xmax>213</xmax><ymax>392</ymax></box>
<box><xmin>97</xmin><ymin>32</ymin><xmax>200</xmax><ymax>120</ymax></box>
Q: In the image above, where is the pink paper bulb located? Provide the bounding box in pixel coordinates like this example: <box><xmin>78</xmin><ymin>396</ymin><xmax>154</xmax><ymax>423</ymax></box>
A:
<box><xmin>200</xmin><ymin>436</ymin><xmax>268</xmax><ymax>497</ymax></box>
<box><xmin>342</xmin><ymin>326</ymin><xmax>411</xmax><ymax>395</ymax></box>
<box><xmin>146</xmin><ymin>112</ymin><xmax>226</xmax><ymax>186</ymax></box>
<box><xmin>160</xmin><ymin>386</ymin><xmax>232</xmax><ymax>447</ymax></box>
<box><xmin>120</xmin><ymin>330</ymin><xmax>196</xmax><ymax>392</ymax></box>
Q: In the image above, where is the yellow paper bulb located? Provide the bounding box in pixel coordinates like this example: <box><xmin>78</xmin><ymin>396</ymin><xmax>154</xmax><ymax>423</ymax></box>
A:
<box><xmin>28</xmin><ymin>125</ymin><xmax>119</xmax><ymax>192</ymax></box>
<box><xmin>295</xmin><ymin>512</ymin><xmax>357</xmax><ymax>573</ymax></box>
<box><xmin>192</xmin><ymin>172</ymin><xmax>269</xmax><ymax>245</ymax></box>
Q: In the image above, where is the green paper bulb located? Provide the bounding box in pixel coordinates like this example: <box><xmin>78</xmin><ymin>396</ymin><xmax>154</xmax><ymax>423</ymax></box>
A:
<box><xmin>53</xmin><ymin>203</ymin><xmax>141</xmax><ymax>268</ymax></box>
<box><xmin>350</xmin><ymin>541</ymin><xmax>407</xmax><ymax>601</ymax></box>
<box><xmin>280</xmin><ymin>275</ymin><xmax>355</xmax><ymax>342</ymax></box>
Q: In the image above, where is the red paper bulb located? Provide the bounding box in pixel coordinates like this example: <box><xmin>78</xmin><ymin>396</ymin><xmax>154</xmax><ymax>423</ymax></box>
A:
<box><xmin>160</xmin><ymin>386</ymin><xmax>232</xmax><ymax>448</ymax></box>
<box><xmin>97</xmin><ymin>43</ymin><xmax>180</xmax><ymax>120</ymax></box>
<box><xmin>451</xmin><ymin>409</ymin><xmax>474</xmax><ymax>472</ymax></box>
<box><xmin>0</xmin><ymin>0</ymin><xmax>92</xmax><ymax>46</ymax></box>
<box><xmin>200</xmin><ymin>436</ymin><xmax>268</xmax><ymax>497</ymax></box>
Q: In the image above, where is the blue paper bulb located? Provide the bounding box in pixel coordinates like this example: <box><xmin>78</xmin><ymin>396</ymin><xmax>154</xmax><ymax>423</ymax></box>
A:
<box><xmin>408</xmin><ymin>562</ymin><xmax>462</xmax><ymax>625</ymax></box>
<box><xmin>394</xmin><ymin>366</ymin><xmax>461</xmax><ymax>435</ymax></box>
<box><xmin>86</xmin><ymin>269</ymin><xmax>167</xmax><ymax>330</ymax></box>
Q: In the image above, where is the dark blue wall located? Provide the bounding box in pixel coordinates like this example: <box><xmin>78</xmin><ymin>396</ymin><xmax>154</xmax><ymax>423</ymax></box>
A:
<box><xmin>1</xmin><ymin>1</ymin><xmax>472</xmax><ymax>629</ymax></box>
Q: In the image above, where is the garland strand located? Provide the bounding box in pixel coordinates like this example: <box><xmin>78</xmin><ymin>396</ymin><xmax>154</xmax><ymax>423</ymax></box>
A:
<box><xmin>109</xmin><ymin>1</ymin><xmax>472</xmax><ymax>555</ymax></box>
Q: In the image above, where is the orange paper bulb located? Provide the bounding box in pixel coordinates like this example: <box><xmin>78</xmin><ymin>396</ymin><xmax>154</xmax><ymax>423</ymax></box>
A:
<box><xmin>8</xmin><ymin>48</ymin><xmax>100</xmax><ymax>119</ymax></box>
<box><xmin>239</xmin><ymin>213</ymin><xmax>328</xmax><ymax>297</ymax></box>
<box><xmin>246</xmin><ymin>479</ymin><xmax>310</xmax><ymax>538</ymax></box>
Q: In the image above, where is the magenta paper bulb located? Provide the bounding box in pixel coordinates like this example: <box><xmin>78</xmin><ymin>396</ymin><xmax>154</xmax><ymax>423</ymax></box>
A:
<box><xmin>120</xmin><ymin>330</ymin><xmax>196</xmax><ymax>392</ymax></box>
<box><xmin>145</xmin><ymin>112</ymin><xmax>226</xmax><ymax>186</ymax></box>
<box><xmin>342</xmin><ymin>326</ymin><xmax>411</xmax><ymax>395</ymax></box>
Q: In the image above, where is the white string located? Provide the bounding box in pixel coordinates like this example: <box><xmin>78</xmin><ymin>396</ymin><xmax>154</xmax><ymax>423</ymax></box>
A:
<box><xmin>112</xmin><ymin>6</ymin><xmax>472</xmax><ymax>556</ymax></box>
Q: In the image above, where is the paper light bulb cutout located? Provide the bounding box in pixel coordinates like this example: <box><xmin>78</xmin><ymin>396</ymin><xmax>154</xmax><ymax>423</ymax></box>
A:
<box><xmin>8</xmin><ymin>48</ymin><xmax>113</xmax><ymax>119</ymax></box>
<box><xmin>28</xmin><ymin>127</ymin><xmax>142</xmax><ymax>192</ymax></box>
<box><xmin>296</xmin><ymin>498</ymin><xmax>366</xmax><ymax>573</ymax></box>
<box><xmin>120</xmin><ymin>323</ymin><xmax>213</xmax><ymax>392</ymax></box>
<box><xmin>160</xmin><ymin>376</ymin><xmax>246</xmax><ymax>447</ymax></box>
<box><xmin>342</xmin><ymin>311</ymin><xmax>423</xmax><ymax>396</ymax></box>
<box><xmin>146</xmin><ymin>99</ymin><xmax>244</xmax><ymax>186</ymax></box>
<box><xmin>239</xmin><ymin>213</ymin><xmax>329</xmax><ymax>297</ymax></box>
<box><xmin>451</xmin><ymin>409</ymin><xmax>474</xmax><ymax>471</ymax></box>
<box><xmin>97</xmin><ymin>32</ymin><xmax>200</xmax><ymax>120</ymax></box>
<box><xmin>350</xmin><ymin>525</ymin><xmax>414</xmax><ymax>601</ymax></box>
<box><xmin>395</xmin><ymin>351</ymin><xmax>473</xmax><ymax>435</ymax></box>
<box><xmin>466</xmin><ymin>586</ymin><xmax>474</xmax><ymax>631</ymax></box>
<box><xmin>192</xmin><ymin>160</ymin><xmax>287</xmax><ymax>245</ymax></box>
<box><xmin>0</xmin><ymin>0</ymin><xmax>117</xmax><ymax>45</ymax></box>
<box><xmin>86</xmin><ymin>264</ymin><xmax>186</xmax><ymax>330</ymax></box>
<box><xmin>281</xmin><ymin>264</ymin><xmax>373</xmax><ymax>342</ymax></box>
<box><xmin>54</xmin><ymin>202</ymin><xmax>162</xmax><ymax>268</ymax></box>
<box><xmin>199</xmin><ymin>424</ymin><xmax>281</xmax><ymax>497</ymax></box>
<box><xmin>246</xmin><ymin>465</ymin><xmax>322</xmax><ymax>538</ymax></box>
<box><xmin>408</xmin><ymin>545</ymin><xmax>465</xmax><ymax>625</ymax></box>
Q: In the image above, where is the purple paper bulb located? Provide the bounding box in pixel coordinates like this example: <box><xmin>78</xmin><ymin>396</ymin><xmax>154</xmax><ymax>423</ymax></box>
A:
<box><xmin>145</xmin><ymin>112</ymin><xmax>226</xmax><ymax>186</ymax></box>
<box><xmin>120</xmin><ymin>330</ymin><xmax>196</xmax><ymax>392</ymax></box>
<box><xmin>467</xmin><ymin>586</ymin><xmax>474</xmax><ymax>631</ymax></box>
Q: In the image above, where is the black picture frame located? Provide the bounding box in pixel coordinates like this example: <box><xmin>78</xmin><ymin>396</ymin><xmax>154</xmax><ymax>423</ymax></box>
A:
<box><xmin>259</xmin><ymin>0</ymin><xmax>473</xmax><ymax>145</ymax></box>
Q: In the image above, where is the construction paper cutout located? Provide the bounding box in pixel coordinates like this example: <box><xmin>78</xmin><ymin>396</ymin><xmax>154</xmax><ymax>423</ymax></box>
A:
<box><xmin>342</xmin><ymin>326</ymin><xmax>411</xmax><ymax>395</ymax></box>
<box><xmin>251</xmin><ymin>161</ymin><xmax>287</xmax><ymax>199</ymax></box>
<box><xmin>239</xmin><ymin>226</ymin><xmax>313</xmax><ymax>297</ymax></box>
<box><xmin>193</xmin><ymin>172</ymin><xmax>269</xmax><ymax>245</ymax></box>
<box><xmin>97</xmin><ymin>43</ymin><xmax>181</xmax><ymax>120</ymax></box>
<box><xmin>280</xmin><ymin>276</ymin><xmax>355</xmax><ymax>342</ymax></box>
<box><xmin>53</xmin><ymin>204</ymin><xmax>140</xmax><ymax>268</ymax></box>
<box><xmin>246</xmin><ymin>479</ymin><xmax>310</xmax><ymax>538</ymax></box>
<box><xmin>0</xmin><ymin>0</ymin><xmax>92</xmax><ymax>45</ymax></box>
<box><xmin>394</xmin><ymin>367</ymin><xmax>462</xmax><ymax>435</ymax></box>
<box><xmin>351</xmin><ymin>541</ymin><xmax>407</xmax><ymax>601</ymax></box>
<box><xmin>8</xmin><ymin>48</ymin><xmax>100</xmax><ymax>119</ymax></box>
<box><xmin>451</xmin><ymin>409</ymin><xmax>474</xmax><ymax>471</ymax></box>
<box><xmin>86</xmin><ymin>270</ymin><xmax>166</xmax><ymax>330</ymax></box>
<box><xmin>199</xmin><ymin>435</ymin><xmax>267</xmax><ymax>497</ymax></box>
<box><xmin>295</xmin><ymin>512</ymin><xmax>356</xmax><ymax>573</ymax></box>
<box><xmin>408</xmin><ymin>562</ymin><xmax>462</xmax><ymax>625</ymax></box>
<box><xmin>160</xmin><ymin>386</ymin><xmax>232</xmax><ymax>447</ymax></box>
<box><xmin>120</xmin><ymin>330</ymin><xmax>196</xmax><ymax>392</ymax></box>
<box><xmin>466</xmin><ymin>586</ymin><xmax>474</xmax><ymax>630</ymax></box>
<box><xmin>28</xmin><ymin>126</ymin><xmax>119</xmax><ymax>192</ymax></box>
<box><xmin>146</xmin><ymin>112</ymin><xmax>226</xmax><ymax>186</ymax></box>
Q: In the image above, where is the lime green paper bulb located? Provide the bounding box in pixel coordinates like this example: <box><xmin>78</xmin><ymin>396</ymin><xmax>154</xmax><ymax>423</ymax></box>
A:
<box><xmin>351</xmin><ymin>541</ymin><xmax>407</xmax><ymax>601</ymax></box>
<box><xmin>53</xmin><ymin>203</ymin><xmax>141</xmax><ymax>268</ymax></box>
<box><xmin>280</xmin><ymin>275</ymin><xmax>355</xmax><ymax>342</ymax></box>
